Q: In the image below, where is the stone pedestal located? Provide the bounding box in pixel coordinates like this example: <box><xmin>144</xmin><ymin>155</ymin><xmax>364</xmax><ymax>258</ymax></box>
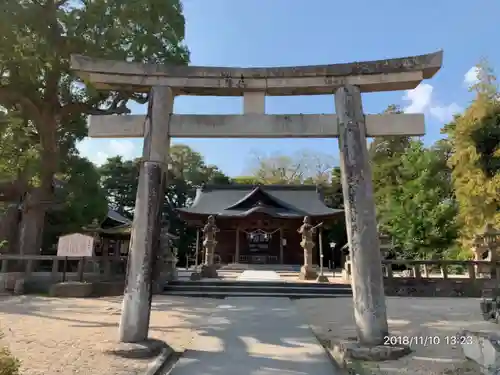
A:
<box><xmin>13</xmin><ymin>278</ymin><xmax>25</xmax><ymax>295</ymax></box>
<box><xmin>200</xmin><ymin>264</ymin><xmax>218</xmax><ymax>278</ymax></box>
<box><xmin>336</xmin><ymin>85</ymin><xmax>389</xmax><ymax>345</ymax></box>
<box><xmin>460</xmin><ymin>330</ymin><xmax>500</xmax><ymax>375</ymax></box>
<box><xmin>316</xmin><ymin>274</ymin><xmax>329</xmax><ymax>283</ymax></box>
<box><xmin>49</xmin><ymin>282</ymin><xmax>93</xmax><ymax>297</ymax></box>
<box><xmin>190</xmin><ymin>271</ymin><xmax>202</xmax><ymax>280</ymax></box>
<box><xmin>325</xmin><ymin>337</ymin><xmax>411</xmax><ymax>366</ymax></box>
<box><xmin>299</xmin><ymin>265</ymin><xmax>317</xmax><ymax>280</ymax></box>
<box><xmin>201</xmin><ymin>238</ymin><xmax>218</xmax><ymax>278</ymax></box>
<box><xmin>299</xmin><ymin>239</ymin><xmax>317</xmax><ymax>280</ymax></box>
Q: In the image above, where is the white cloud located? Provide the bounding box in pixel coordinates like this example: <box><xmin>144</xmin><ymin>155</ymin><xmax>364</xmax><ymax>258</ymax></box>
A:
<box><xmin>429</xmin><ymin>103</ymin><xmax>462</xmax><ymax>123</ymax></box>
<box><xmin>109</xmin><ymin>139</ymin><xmax>136</xmax><ymax>159</ymax></box>
<box><xmin>403</xmin><ymin>83</ymin><xmax>434</xmax><ymax>114</ymax></box>
<box><xmin>464</xmin><ymin>66</ymin><xmax>480</xmax><ymax>86</ymax></box>
<box><xmin>77</xmin><ymin>138</ymin><xmax>140</xmax><ymax>166</ymax></box>
<box><xmin>402</xmin><ymin>83</ymin><xmax>462</xmax><ymax>123</ymax></box>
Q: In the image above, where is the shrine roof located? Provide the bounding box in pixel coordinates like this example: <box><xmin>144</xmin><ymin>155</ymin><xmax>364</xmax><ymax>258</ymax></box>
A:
<box><xmin>177</xmin><ymin>184</ymin><xmax>343</xmax><ymax>219</ymax></box>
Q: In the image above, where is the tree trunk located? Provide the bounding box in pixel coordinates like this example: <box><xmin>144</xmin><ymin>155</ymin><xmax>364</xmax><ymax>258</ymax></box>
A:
<box><xmin>0</xmin><ymin>204</ymin><xmax>21</xmax><ymax>253</ymax></box>
<box><xmin>18</xmin><ymin>116</ymin><xmax>58</xmax><ymax>256</ymax></box>
<box><xmin>18</xmin><ymin>202</ymin><xmax>45</xmax><ymax>255</ymax></box>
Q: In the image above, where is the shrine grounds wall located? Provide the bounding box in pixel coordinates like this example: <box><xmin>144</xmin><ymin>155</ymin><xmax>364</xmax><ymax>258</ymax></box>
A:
<box><xmin>383</xmin><ymin>278</ymin><xmax>490</xmax><ymax>298</ymax></box>
<box><xmin>1</xmin><ymin>255</ymin><xmax>499</xmax><ymax>298</ymax></box>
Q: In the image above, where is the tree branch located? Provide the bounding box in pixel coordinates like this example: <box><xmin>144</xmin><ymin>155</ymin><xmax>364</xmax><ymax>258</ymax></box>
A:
<box><xmin>59</xmin><ymin>101</ymin><xmax>130</xmax><ymax>120</ymax></box>
<box><xmin>0</xmin><ymin>87</ymin><xmax>44</xmax><ymax>126</ymax></box>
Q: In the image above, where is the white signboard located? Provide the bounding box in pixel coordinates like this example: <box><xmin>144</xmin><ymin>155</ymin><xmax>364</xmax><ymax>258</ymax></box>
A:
<box><xmin>57</xmin><ymin>233</ymin><xmax>94</xmax><ymax>257</ymax></box>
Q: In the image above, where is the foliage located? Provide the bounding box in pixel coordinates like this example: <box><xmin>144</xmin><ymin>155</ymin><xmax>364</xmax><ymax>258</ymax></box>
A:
<box><xmin>0</xmin><ymin>332</ymin><xmax>20</xmax><ymax>375</ymax></box>
<box><xmin>368</xmin><ymin>105</ymin><xmax>411</xmax><ymax>212</ymax></box>
<box><xmin>231</xmin><ymin>176</ymin><xmax>261</xmax><ymax>185</ymax></box>
<box><xmin>0</xmin><ymin>111</ymin><xmax>39</xmax><ymax>185</ymax></box>
<box><xmin>0</xmin><ymin>0</ymin><xmax>190</xmax><ymax>253</ymax></box>
<box><xmin>43</xmin><ymin>155</ymin><xmax>108</xmax><ymax>251</ymax></box>
<box><xmin>98</xmin><ymin>144</ymin><xmax>231</xmax><ymax>265</ymax></box>
<box><xmin>248</xmin><ymin>150</ymin><xmax>336</xmax><ymax>185</ymax></box>
<box><xmin>379</xmin><ymin>141</ymin><xmax>459</xmax><ymax>259</ymax></box>
<box><xmin>99</xmin><ymin>157</ymin><xmax>140</xmax><ymax>219</ymax></box>
<box><xmin>444</xmin><ymin>61</ymin><xmax>500</xmax><ymax>244</ymax></box>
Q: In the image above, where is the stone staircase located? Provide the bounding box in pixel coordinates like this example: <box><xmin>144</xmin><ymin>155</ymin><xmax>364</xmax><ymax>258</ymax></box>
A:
<box><xmin>163</xmin><ymin>279</ymin><xmax>352</xmax><ymax>298</ymax></box>
<box><xmin>219</xmin><ymin>263</ymin><xmax>304</xmax><ymax>272</ymax></box>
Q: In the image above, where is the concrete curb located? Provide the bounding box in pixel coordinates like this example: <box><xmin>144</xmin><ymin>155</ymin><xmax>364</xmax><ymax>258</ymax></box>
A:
<box><xmin>145</xmin><ymin>346</ymin><xmax>183</xmax><ymax>375</ymax></box>
<box><xmin>308</xmin><ymin>328</ymin><xmax>349</xmax><ymax>375</ymax></box>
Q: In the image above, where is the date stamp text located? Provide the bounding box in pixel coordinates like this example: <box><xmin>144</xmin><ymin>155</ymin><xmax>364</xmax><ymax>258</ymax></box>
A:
<box><xmin>384</xmin><ymin>334</ymin><xmax>474</xmax><ymax>347</ymax></box>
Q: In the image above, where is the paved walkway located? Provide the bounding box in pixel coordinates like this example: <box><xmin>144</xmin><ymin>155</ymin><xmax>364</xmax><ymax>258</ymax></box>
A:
<box><xmin>168</xmin><ymin>297</ymin><xmax>338</xmax><ymax>375</ymax></box>
<box><xmin>237</xmin><ymin>270</ymin><xmax>282</xmax><ymax>281</ymax></box>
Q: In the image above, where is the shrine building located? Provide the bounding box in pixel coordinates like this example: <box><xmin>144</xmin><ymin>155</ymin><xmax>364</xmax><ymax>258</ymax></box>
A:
<box><xmin>177</xmin><ymin>184</ymin><xmax>343</xmax><ymax>265</ymax></box>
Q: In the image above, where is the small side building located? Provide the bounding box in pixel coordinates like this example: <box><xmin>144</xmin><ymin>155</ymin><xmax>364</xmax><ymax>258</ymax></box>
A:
<box><xmin>83</xmin><ymin>209</ymin><xmax>132</xmax><ymax>257</ymax></box>
<box><xmin>177</xmin><ymin>184</ymin><xmax>343</xmax><ymax>265</ymax></box>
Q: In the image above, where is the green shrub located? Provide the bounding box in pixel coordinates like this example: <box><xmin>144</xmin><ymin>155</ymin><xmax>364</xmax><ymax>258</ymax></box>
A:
<box><xmin>0</xmin><ymin>333</ymin><xmax>21</xmax><ymax>375</ymax></box>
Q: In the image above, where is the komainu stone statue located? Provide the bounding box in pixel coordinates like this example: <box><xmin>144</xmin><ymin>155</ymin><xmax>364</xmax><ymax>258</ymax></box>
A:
<box><xmin>152</xmin><ymin>224</ymin><xmax>178</xmax><ymax>293</ymax></box>
<box><xmin>298</xmin><ymin>216</ymin><xmax>318</xmax><ymax>280</ymax></box>
<box><xmin>200</xmin><ymin>215</ymin><xmax>219</xmax><ymax>278</ymax></box>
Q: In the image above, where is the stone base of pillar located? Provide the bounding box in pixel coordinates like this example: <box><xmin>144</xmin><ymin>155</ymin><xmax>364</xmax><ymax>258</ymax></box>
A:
<box><xmin>325</xmin><ymin>337</ymin><xmax>411</xmax><ymax>365</ymax></box>
<box><xmin>190</xmin><ymin>271</ymin><xmax>202</xmax><ymax>280</ymax></box>
<box><xmin>299</xmin><ymin>265</ymin><xmax>317</xmax><ymax>280</ymax></box>
<box><xmin>315</xmin><ymin>274</ymin><xmax>329</xmax><ymax>283</ymax></box>
<box><xmin>200</xmin><ymin>264</ymin><xmax>218</xmax><ymax>278</ymax></box>
<box><xmin>107</xmin><ymin>338</ymin><xmax>172</xmax><ymax>360</ymax></box>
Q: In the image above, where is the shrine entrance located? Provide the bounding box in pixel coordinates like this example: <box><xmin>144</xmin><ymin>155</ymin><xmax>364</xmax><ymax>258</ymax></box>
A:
<box><xmin>71</xmin><ymin>50</ymin><xmax>443</xmax><ymax>346</ymax></box>
<box><xmin>177</xmin><ymin>184</ymin><xmax>343</xmax><ymax>266</ymax></box>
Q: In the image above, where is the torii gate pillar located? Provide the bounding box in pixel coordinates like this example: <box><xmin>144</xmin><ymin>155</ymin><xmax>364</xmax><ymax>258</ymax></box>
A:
<box><xmin>118</xmin><ymin>87</ymin><xmax>172</xmax><ymax>343</ymax></box>
<box><xmin>336</xmin><ymin>85</ymin><xmax>388</xmax><ymax>344</ymax></box>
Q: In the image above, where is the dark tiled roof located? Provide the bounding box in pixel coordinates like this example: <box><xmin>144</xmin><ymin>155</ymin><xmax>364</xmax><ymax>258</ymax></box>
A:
<box><xmin>106</xmin><ymin>209</ymin><xmax>132</xmax><ymax>225</ymax></box>
<box><xmin>177</xmin><ymin>184</ymin><xmax>343</xmax><ymax>218</ymax></box>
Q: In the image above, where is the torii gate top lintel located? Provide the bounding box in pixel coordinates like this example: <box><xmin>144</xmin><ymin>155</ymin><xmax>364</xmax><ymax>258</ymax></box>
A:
<box><xmin>70</xmin><ymin>50</ymin><xmax>442</xmax><ymax>95</ymax></box>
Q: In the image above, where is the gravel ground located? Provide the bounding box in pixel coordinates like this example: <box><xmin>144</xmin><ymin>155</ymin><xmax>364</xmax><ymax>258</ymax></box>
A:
<box><xmin>295</xmin><ymin>297</ymin><xmax>495</xmax><ymax>375</ymax></box>
<box><xmin>0</xmin><ymin>295</ymin><xmax>221</xmax><ymax>375</ymax></box>
<box><xmin>0</xmin><ymin>295</ymin><xmax>495</xmax><ymax>375</ymax></box>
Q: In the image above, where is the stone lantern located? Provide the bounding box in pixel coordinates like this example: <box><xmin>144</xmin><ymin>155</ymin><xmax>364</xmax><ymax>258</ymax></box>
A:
<box><xmin>378</xmin><ymin>230</ymin><xmax>393</xmax><ymax>276</ymax></box>
<box><xmin>378</xmin><ymin>233</ymin><xmax>393</xmax><ymax>259</ymax></box>
<box><xmin>473</xmin><ymin>224</ymin><xmax>500</xmax><ymax>278</ymax></box>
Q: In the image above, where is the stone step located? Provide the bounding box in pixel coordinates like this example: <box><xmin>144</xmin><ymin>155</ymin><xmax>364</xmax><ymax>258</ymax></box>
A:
<box><xmin>164</xmin><ymin>279</ymin><xmax>352</xmax><ymax>298</ymax></box>
<box><xmin>219</xmin><ymin>264</ymin><xmax>307</xmax><ymax>271</ymax></box>
<box><xmin>167</xmin><ymin>280</ymin><xmax>349</xmax><ymax>288</ymax></box>
<box><xmin>165</xmin><ymin>285</ymin><xmax>351</xmax><ymax>295</ymax></box>
<box><xmin>164</xmin><ymin>290</ymin><xmax>346</xmax><ymax>298</ymax></box>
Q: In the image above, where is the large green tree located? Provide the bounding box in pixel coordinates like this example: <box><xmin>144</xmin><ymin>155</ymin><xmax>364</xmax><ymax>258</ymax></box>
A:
<box><xmin>99</xmin><ymin>156</ymin><xmax>139</xmax><ymax>219</ymax></box>
<box><xmin>368</xmin><ymin>105</ymin><xmax>412</xmax><ymax>212</ymax></box>
<box><xmin>380</xmin><ymin>140</ymin><xmax>459</xmax><ymax>259</ymax></box>
<box><xmin>0</xmin><ymin>0</ymin><xmax>189</xmax><ymax>254</ymax></box>
<box><xmin>43</xmin><ymin>155</ymin><xmax>108</xmax><ymax>252</ymax></box>
<box><xmin>99</xmin><ymin>144</ymin><xmax>231</xmax><ymax>264</ymax></box>
<box><xmin>443</xmin><ymin>62</ymin><xmax>500</xmax><ymax>244</ymax></box>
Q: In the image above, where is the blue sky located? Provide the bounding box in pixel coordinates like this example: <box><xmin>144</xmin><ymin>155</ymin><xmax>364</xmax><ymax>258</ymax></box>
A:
<box><xmin>77</xmin><ymin>0</ymin><xmax>500</xmax><ymax>177</ymax></box>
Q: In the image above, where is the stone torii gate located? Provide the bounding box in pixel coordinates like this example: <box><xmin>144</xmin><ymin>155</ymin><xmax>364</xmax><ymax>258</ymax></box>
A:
<box><xmin>71</xmin><ymin>51</ymin><xmax>442</xmax><ymax>346</ymax></box>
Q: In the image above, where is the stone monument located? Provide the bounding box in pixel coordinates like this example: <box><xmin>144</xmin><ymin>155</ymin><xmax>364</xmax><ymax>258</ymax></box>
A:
<box><xmin>298</xmin><ymin>216</ymin><xmax>318</xmax><ymax>280</ymax></box>
<box><xmin>71</xmin><ymin>50</ymin><xmax>442</xmax><ymax>346</ymax></box>
<box><xmin>200</xmin><ymin>215</ymin><xmax>219</xmax><ymax>278</ymax></box>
